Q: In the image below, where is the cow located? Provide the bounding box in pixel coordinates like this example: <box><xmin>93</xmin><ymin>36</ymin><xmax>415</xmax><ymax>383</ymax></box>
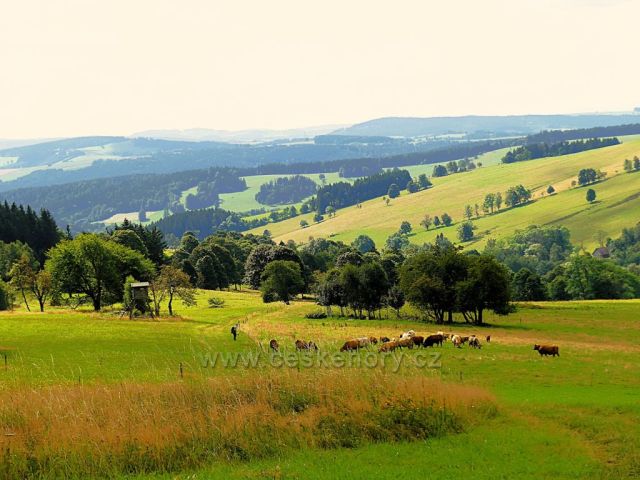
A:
<box><xmin>369</xmin><ymin>336</ymin><xmax>379</xmax><ymax>345</ymax></box>
<box><xmin>269</xmin><ymin>339</ymin><xmax>279</xmax><ymax>352</ymax></box>
<box><xmin>469</xmin><ymin>336</ymin><xmax>482</xmax><ymax>349</ymax></box>
<box><xmin>295</xmin><ymin>340</ymin><xmax>309</xmax><ymax>351</ymax></box>
<box><xmin>397</xmin><ymin>337</ymin><xmax>414</xmax><ymax>349</ymax></box>
<box><xmin>400</xmin><ymin>330</ymin><xmax>416</xmax><ymax>340</ymax></box>
<box><xmin>355</xmin><ymin>337</ymin><xmax>372</xmax><ymax>348</ymax></box>
<box><xmin>411</xmin><ymin>335</ymin><xmax>425</xmax><ymax>347</ymax></box>
<box><xmin>308</xmin><ymin>341</ymin><xmax>319</xmax><ymax>351</ymax></box>
<box><xmin>460</xmin><ymin>336</ymin><xmax>470</xmax><ymax>344</ymax></box>
<box><xmin>340</xmin><ymin>340</ymin><xmax>360</xmax><ymax>352</ymax></box>
<box><xmin>379</xmin><ymin>336</ymin><xmax>391</xmax><ymax>344</ymax></box>
<box><xmin>534</xmin><ymin>344</ymin><xmax>559</xmax><ymax>357</ymax></box>
<box><xmin>378</xmin><ymin>341</ymin><xmax>399</xmax><ymax>352</ymax></box>
<box><xmin>436</xmin><ymin>331</ymin><xmax>449</xmax><ymax>341</ymax></box>
<box><xmin>451</xmin><ymin>335</ymin><xmax>462</xmax><ymax>348</ymax></box>
<box><xmin>486</xmin><ymin>335</ymin><xmax>491</xmax><ymax>343</ymax></box>
<box><xmin>423</xmin><ymin>334</ymin><xmax>444</xmax><ymax>348</ymax></box>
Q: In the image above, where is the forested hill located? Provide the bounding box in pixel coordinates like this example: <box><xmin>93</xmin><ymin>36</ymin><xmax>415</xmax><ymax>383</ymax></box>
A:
<box><xmin>334</xmin><ymin>114</ymin><xmax>640</xmax><ymax>137</ymax></box>
<box><xmin>0</xmin><ymin>169</ymin><xmax>246</xmax><ymax>231</ymax></box>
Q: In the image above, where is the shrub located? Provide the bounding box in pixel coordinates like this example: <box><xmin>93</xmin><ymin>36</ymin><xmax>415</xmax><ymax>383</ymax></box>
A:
<box><xmin>304</xmin><ymin>310</ymin><xmax>327</xmax><ymax>319</ymax></box>
<box><xmin>207</xmin><ymin>297</ymin><xmax>226</xmax><ymax>308</ymax></box>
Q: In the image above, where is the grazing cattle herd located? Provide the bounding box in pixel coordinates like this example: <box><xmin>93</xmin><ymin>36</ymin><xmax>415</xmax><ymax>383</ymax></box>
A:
<box><xmin>263</xmin><ymin>329</ymin><xmax>559</xmax><ymax>358</ymax></box>
<box><xmin>249</xmin><ymin>318</ymin><xmax>560</xmax><ymax>359</ymax></box>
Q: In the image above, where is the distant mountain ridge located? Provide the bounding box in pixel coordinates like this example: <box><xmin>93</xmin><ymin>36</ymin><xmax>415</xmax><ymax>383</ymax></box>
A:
<box><xmin>131</xmin><ymin>125</ymin><xmax>347</xmax><ymax>144</ymax></box>
<box><xmin>333</xmin><ymin>113</ymin><xmax>640</xmax><ymax>137</ymax></box>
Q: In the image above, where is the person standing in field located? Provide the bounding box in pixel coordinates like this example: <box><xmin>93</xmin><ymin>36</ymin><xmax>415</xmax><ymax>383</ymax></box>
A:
<box><xmin>231</xmin><ymin>323</ymin><xmax>239</xmax><ymax>341</ymax></box>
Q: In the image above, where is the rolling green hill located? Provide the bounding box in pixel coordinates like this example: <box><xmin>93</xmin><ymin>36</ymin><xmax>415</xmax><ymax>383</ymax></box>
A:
<box><xmin>251</xmin><ymin>136</ymin><xmax>640</xmax><ymax>250</ymax></box>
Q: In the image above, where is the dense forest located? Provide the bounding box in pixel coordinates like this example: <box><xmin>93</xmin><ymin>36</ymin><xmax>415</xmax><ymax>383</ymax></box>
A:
<box><xmin>255</xmin><ymin>176</ymin><xmax>317</xmax><ymax>205</ymax></box>
<box><xmin>150</xmin><ymin>208</ymin><xmax>245</xmax><ymax>241</ymax></box>
<box><xmin>526</xmin><ymin>123</ymin><xmax>640</xmax><ymax>144</ymax></box>
<box><xmin>315</xmin><ymin>169</ymin><xmax>412</xmax><ymax>214</ymax></box>
<box><xmin>1</xmin><ymin>169</ymin><xmax>247</xmax><ymax>231</ymax></box>
<box><xmin>0</xmin><ymin>202</ymin><xmax>60</xmax><ymax>263</ymax></box>
<box><xmin>241</xmin><ymin>139</ymin><xmax>517</xmax><ymax>176</ymax></box>
<box><xmin>502</xmin><ymin>138</ymin><xmax>620</xmax><ymax>164</ymax></box>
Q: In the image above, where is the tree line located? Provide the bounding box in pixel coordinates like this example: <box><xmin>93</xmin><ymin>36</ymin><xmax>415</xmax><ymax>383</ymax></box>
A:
<box><xmin>255</xmin><ymin>175</ymin><xmax>317</xmax><ymax>205</ymax></box>
<box><xmin>502</xmin><ymin>138</ymin><xmax>620</xmax><ymax>164</ymax></box>
<box><xmin>2</xmin><ymin>204</ymin><xmax>640</xmax><ymax>317</ymax></box>
<box><xmin>526</xmin><ymin>124</ymin><xmax>640</xmax><ymax>144</ymax></box>
<box><xmin>315</xmin><ymin>169</ymin><xmax>412</xmax><ymax>214</ymax></box>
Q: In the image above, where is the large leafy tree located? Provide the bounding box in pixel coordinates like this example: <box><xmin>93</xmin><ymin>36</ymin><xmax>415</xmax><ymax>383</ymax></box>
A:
<box><xmin>512</xmin><ymin>268</ymin><xmax>547</xmax><ymax>301</ymax></box>
<box><xmin>46</xmin><ymin>234</ymin><xmax>155</xmax><ymax>311</ymax></box>
<box><xmin>351</xmin><ymin>235</ymin><xmax>376</xmax><ymax>254</ymax></box>
<box><xmin>260</xmin><ymin>260</ymin><xmax>305</xmax><ymax>304</ymax></box>
<box><xmin>244</xmin><ymin>244</ymin><xmax>303</xmax><ymax>289</ymax></box>
<box><xmin>564</xmin><ymin>255</ymin><xmax>640</xmax><ymax>299</ymax></box>
<box><xmin>399</xmin><ymin>245</ymin><xmax>467</xmax><ymax>323</ymax></box>
<box><xmin>456</xmin><ymin>255</ymin><xmax>511</xmax><ymax>325</ymax></box>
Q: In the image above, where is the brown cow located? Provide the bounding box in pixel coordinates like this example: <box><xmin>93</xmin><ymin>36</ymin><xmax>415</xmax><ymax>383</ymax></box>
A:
<box><xmin>269</xmin><ymin>339</ymin><xmax>279</xmax><ymax>352</ymax></box>
<box><xmin>460</xmin><ymin>336</ymin><xmax>470</xmax><ymax>344</ymax></box>
<box><xmin>423</xmin><ymin>334</ymin><xmax>444</xmax><ymax>347</ymax></box>
<box><xmin>340</xmin><ymin>340</ymin><xmax>360</xmax><ymax>352</ymax></box>
<box><xmin>486</xmin><ymin>335</ymin><xmax>491</xmax><ymax>343</ymax></box>
<box><xmin>411</xmin><ymin>335</ymin><xmax>425</xmax><ymax>347</ymax></box>
<box><xmin>369</xmin><ymin>336</ymin><xmax>379</xmax><ymax>345</ymax></box>
<box><xmin>378</xmin><ymin>341</ymin><xmax>399</xmax><ymax>352</ymax></box>
<box><xmin>397</xmin><ymin>337</ymin><xmax>414</xmax><ymax>349</ymax></box>
<box><xmin>379</xmin><ymin>336</ymin><xmax>391</xmax><ymax>343</ymax></box>
<box><xmin>534</xmin><ymin>344</ymin><xmax>559</xmax><ymax>357</ymax></box>
<box><xmin>295</xmin><ymin>340</ymin><xmax>309</xmax><ymax>351</ymax></box>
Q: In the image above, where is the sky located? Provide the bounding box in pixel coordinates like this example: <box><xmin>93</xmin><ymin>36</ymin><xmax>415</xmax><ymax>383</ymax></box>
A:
<box><xmin>0</xmin><ymin>0</ymin><xmax>638</xmax><ymax>138</ymax></box>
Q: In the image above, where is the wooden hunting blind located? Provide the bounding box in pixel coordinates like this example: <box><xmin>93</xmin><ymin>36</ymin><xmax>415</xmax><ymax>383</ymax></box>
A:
<box><xmin>130</xmin><ymin>282</ymin><xmax>150</xmax><ymax>301</ymax></box>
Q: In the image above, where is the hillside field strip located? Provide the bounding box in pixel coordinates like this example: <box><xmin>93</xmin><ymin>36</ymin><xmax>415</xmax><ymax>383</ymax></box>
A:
<box><xmin>252</xmin><ymin>136</ymin><xmax>640</xmax><ymax>250</ymax></box>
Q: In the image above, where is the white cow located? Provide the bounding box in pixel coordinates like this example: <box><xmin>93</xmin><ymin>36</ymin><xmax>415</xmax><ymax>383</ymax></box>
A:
<box><xmin>400</xmin><ymin>330</ymin><xmax>416</xmax><ymax>340</ymax></box>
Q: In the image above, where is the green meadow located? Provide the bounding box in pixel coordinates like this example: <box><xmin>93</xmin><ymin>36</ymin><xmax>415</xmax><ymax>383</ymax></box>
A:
<box><xmin>1</xmin><ymin>292</ymin><xmax>639</xmax><ymax>478</ymax></box>
<box><xmin>219</xmin><ymin>172</ymin><xmax>346</xmax><ymax>213</ymax></box>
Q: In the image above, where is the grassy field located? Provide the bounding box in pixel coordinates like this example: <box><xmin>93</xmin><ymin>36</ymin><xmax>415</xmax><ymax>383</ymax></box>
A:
<box><xmin>219</xmin><ymin>172</ymin><xmax>346</xmax><ymax>213</ymax></box>
<box><xmin>252</xmin><ymin>137</ymin><xmax>640</xmax><ymax>250</ymax></box>
<box><xmin>0</xmin><ymin>292</ymin><xmax>639</xmax><ymax>478</ymax></box>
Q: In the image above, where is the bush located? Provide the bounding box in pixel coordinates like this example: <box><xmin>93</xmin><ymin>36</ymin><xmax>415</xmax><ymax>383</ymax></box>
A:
<box><xmin>304</xmin><ymin>310</ymin><xmax>327</xmax><ymax>319</ymax></box>
<box><xmin>207</xmin><ymin>297</ymin><xmax>226</xmax><ymax>308</ymax></box>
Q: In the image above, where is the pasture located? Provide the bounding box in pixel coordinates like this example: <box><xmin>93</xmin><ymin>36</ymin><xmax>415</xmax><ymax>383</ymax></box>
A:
<box><xmin>0</xmin><ymin>291</ymin><xmax>639</xmax><ymax>478</ymax></box>
<box><xmin>253</xmin><ymin>136</ymin><xmax>640</xmax><ymax>250</ymax></box>
<box><xmin>218</xmin><ymin>172</ymin><xmax>346</xmax><ymax>213</ymax></box>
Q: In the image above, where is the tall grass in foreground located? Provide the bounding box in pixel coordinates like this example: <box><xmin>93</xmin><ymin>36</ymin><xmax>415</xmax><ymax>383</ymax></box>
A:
<box><xmin>0</xmin><ymin>370</ymin><xmax>495</xmax><ymax>479</ymax></box>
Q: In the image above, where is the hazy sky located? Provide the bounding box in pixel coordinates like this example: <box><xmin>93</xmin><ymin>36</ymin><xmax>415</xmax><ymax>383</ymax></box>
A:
<box><xmin>1</xmin><ymin>0</ymin><xmax>638</xmax><ymax>138</ymax></box>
